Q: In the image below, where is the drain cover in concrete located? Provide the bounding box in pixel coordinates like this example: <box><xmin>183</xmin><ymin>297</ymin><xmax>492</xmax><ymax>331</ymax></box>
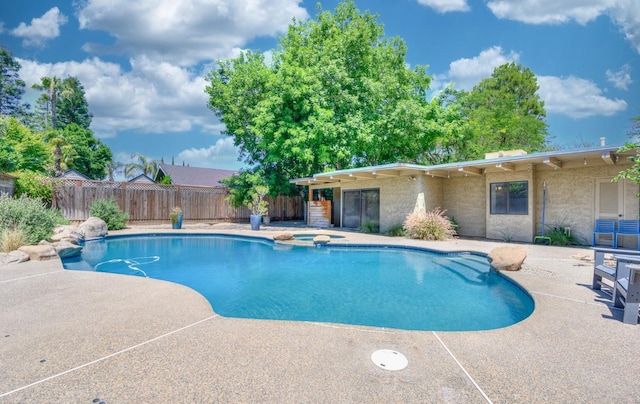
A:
<box><xmin>371</xmin><ymin>349</ymin><xmax>408</xmax><ymax>371</ymax></box>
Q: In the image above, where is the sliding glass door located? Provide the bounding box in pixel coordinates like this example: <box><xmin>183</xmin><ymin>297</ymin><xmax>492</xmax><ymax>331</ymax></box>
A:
<box><xmin>342</xmin><ymin>189</ymin><xmax>380</xmax><ymax>231</ymax></box>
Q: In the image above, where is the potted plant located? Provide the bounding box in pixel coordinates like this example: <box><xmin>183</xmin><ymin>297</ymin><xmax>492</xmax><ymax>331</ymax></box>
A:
<box><xmin>247</xmin><ymin>185</ymin><xmax>269</xmax><ymax>230</ymax></box>
<box><xmin>170</xmin><ymin>206</ymin><xmax>183</xmax><ymax>229</ymax></box>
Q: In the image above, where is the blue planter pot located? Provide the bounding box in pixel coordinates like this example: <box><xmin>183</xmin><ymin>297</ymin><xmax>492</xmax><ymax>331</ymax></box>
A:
<box><xmin>172</xmin><ymin>213</ymin><xmax>183</xmax><ymax>229</ymax></box>
<box><xmin>250</xmin><ymin>214</ymin><xmax>262</xmax><ymax>231</ymax></box>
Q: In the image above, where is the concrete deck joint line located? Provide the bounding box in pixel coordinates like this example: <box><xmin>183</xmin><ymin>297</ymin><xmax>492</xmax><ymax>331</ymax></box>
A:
<box><xmin>530</xmin><ymin>290</ymin><xmax>623</xmax><ymax>309</ymax></box>
<box><xmin>0</xmin><ymin>314</ymin><xmax>219</xmax><ymax>399</ymax></box>
<box><xmin>432</xmin><ymin>331</ymin><xmax>493</xmax><ymax>404</ymax></box>
<box><xmin>0</xmin><ymin>270</ymin><xmax>65</xmax><ymax>284</ymax></box>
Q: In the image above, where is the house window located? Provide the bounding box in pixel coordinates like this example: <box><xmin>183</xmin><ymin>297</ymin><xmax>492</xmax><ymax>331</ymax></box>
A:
<box><xmin>490</xmin><ymin>181</ymin><xmax>528</xmax><ymax>215</ymax></box>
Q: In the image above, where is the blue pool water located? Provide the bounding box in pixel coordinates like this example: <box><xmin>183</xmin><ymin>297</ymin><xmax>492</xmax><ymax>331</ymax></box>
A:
<box><xmin>62</xmin><ymin>234</ymin><xmax>534</xmax><ymax>331</ymax></box>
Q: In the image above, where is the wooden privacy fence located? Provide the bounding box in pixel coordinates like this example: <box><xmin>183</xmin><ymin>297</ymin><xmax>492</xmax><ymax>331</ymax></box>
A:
<box><xmin>52</xmin><ymin>179</ymin><xmax>304</xmax><ymax>223</ymax></box>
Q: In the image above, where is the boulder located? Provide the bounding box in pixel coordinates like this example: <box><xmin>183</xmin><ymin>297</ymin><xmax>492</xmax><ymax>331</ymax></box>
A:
<box><xmin>18</xmin><ymin>245</ymin><xmax>57</xmax><ymax>261</ymax></box>
<box><xmin>79</xmin><ymin>217</ymin><xmax>108</xmax><ymax>240</ymax></box>
<box><xmin>4</xmin><ymin>250</ymin><xmax>30</xmax><ymax>265</ymax></box>
<box><xmin>51</xmin><ymin>226</ymin><xmax>84</xmax><ymax>243</ymax></box>
<box><xmin>54</xmin><ymin>240</ymin><xmax>83</xmax><ymax>258</ymax></box>
<box><xmin>313</xmin><ymin>235</ymin><xmax>331</xmax><ymax>245</ymax></box>
<box><xmin>488</xmin><ymin>246</ymin><xmax>527</xmax><ymax>271</ymax></box>
<box><xmin>273</xmin><ymin>232</ymin><xmax>294</xmax><ymax>241</ymax></box>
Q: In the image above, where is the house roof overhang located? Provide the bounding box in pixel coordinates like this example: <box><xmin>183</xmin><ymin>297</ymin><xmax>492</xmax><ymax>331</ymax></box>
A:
<box><xmin>290</xmin><ymin>145</ymin><xmax>636</xmax><ymax>187</ymax></box>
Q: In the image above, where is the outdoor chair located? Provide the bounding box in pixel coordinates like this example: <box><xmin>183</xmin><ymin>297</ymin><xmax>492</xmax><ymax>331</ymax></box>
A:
<box><xmin>615</xmin><ymin>220</ymin><xmax>640</xmax><ymax>250</ymax></box>
<box><xmin>614</xmin><ymin>263</ymin><xmax>640</xmax><ymax>324</ymax></box>
<box><xmin>591</xmin><ymin>247</ymin><xmax>640</xmax><ymax>296</ymax></box>
<box><xmin>592</xmin><ymin>219</ymin><xmax>616</xmax><ymax>247</ymax></box>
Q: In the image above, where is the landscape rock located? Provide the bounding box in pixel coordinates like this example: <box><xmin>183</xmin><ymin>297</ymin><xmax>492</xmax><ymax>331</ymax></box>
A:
<box><xmin>488</xmin><ymin>246</ymin><xmax>527</xmax><ymax>271</ymax></box>
<box><xmin>18</xmin><ymin>245</ymin><xmax>57</xmax><ymax>261</ymax></box>
<box><xmin>79</xmin><ymin>217</ymin><xmax>108</xmax><ymax>240</ymax></box>
<box><xmin>54</xmin><ymin>240</ymin><xmax>83</xmax><ymax>258</ymax></box>
<box><xmin>313</xmin><ymin>235</ymin><xmax>331</xmax><ymax>245</ymax></box>
<box><xmin>273</xmin><ymin>232</ymin><xmax>294</xmax><ymax>241</ymax></box>
<box><xmin>4</xmin><ymin>250</ymin><xmax>30</xmax><ymax>265</ymax></box>
<box><xmin>51</xmin><ymin>226</ymin><xmax>84</xmax><ymax>243</ymax></box>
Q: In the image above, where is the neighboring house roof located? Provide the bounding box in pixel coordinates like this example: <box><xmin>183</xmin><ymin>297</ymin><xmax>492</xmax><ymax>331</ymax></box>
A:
<box><xmin>128</xmin><ymin>174</ymin><xmax>156</xmax><ymax>183</ymax></box>
<box><xmin>157</xmin><ymin>164</ymin><xmax>237</xmax><ymax>187</ymax></box>
<box><xmin>291</xmin><ymin>144</ymin><xmax>635</xmax><ymax>186</ymax></box>
<box><xmin>56</xmin><ymin>169</ymin><xmax>90</xmax><ymax>180</ymax></box>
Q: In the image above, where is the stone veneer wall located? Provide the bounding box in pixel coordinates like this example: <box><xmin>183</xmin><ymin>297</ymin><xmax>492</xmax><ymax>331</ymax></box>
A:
<box><xmin>338</xmin><ymin>175</ymin><xmax>443</xmax><ymax>233</ymax></box>
<box><xmin>485</xmin><ymin>169</ymin><xmax>535</xmax><ymax>242</ymax></box>
<box><xmin>307</xmin><ymin>160</ymin><xmax>639</xmax><ymax>242</ymax></box>
<box><xmin>534</xmin><ymin>164</ymin><xmax>639</xmax><ymax>246</ymax></box>
<box><xmin>441</xmin><ymin>176</ymin><xmax>486</xmax><ymax>238</ymax></box>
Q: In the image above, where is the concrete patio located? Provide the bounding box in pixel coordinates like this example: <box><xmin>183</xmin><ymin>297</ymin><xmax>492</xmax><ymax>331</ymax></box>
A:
<box><xmin>1</xmin><ymin>223</ymin><xmax>639</xmax><ymax>403</ymax></box>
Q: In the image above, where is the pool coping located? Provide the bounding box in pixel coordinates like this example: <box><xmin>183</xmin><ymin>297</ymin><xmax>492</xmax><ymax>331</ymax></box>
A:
<box><xmin>1</xmin><ymin>223</ymin><xmax>638</xmax><ymax>402</ymax></box>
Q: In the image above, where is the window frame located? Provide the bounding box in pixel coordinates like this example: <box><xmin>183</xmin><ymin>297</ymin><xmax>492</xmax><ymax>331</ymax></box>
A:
<box><xmin>490</xmin><ymin>181</ymin><xmax>529</xmax><ymax>215</ymax></box>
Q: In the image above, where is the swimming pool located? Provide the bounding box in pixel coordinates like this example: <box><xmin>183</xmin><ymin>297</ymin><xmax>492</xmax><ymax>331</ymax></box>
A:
<box><xmin>62</xmin><ymin>234</ymin><xmax>534</xmax><ymax>331</ymax></box>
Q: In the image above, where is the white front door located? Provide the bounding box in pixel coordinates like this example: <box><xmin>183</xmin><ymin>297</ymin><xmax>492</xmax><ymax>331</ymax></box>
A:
<box><xmin>595</xmin><ymin>178</ymin><xmax>623</xmax><ymax>221</ymax></box>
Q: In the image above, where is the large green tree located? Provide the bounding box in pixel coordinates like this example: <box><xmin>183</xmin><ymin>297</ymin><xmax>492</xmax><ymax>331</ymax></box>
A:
<box><xmin>614</xmin><ymin>112</ymin><xmax>640</xmax><ymax>185</ymax></box>
<box><xmin>206</xmin><ymin>1</ymin><xmax>436</xmax><ymax>193</ymax></box>
<box><xmin>464</xmin><ymin>62</ymin><xmax>548</xmax><ymax>158</ymax></box>
<box><xmin>57</xmin><ymin>76</ymin><xmax>92</xmax><ymax>130</ymax></box>
<box><xmin>0</xmin><ymin>117</ymin><xmax>50</xmax><ymax>172</ymax></box>
<box><xmin>0</xmin><ymin>45</ymin><xmax>26</xmax><ymax>118</ymax></box>
<box><xmin>63</xmin><ymin>123</ymin><xmax>112</xmax><ymax>179</ymax></box>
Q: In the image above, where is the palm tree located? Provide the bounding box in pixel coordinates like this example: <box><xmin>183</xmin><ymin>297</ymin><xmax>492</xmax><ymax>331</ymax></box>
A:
<box><xmin>104</xmin><ymin>158</ymin><xmax>124</xmax><ymax>181</ymax></box>
<box><xmin>32</xmin><ymin>76</ymin><xmax>68</xmax><ymax>129</ymax></box>
<box><xmin>45</xmin><ymin>129</ymin><xmax>74</xmax><ymax>176</ymax></box>
<box><xmin>124</xmin><ymin>152</ymin><xmax>159</xmax><ymax>179</ymax></box>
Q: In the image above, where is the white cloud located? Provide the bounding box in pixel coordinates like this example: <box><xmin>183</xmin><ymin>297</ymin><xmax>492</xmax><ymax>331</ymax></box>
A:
<box><xmin>537</xmin><ymin>75</ymin><xmax>627</xmax><ymax>118</ymax></box>
<box><xmin>444</xmin><ymin>46</ymin><xmax>520</xmax><ymax>90</ymax></box>
<box><xmin>486</xmin><ymin>0</ymin><xmax>640</xmax><ymax>53</ymax></box>
<box><xmin>17</xmin><ymin>57</ymin><xmax>216</xmax><ymax>139</ymax></box>
<box><xmin>177</xmin><ymin>137</ymin><xmax>245</xmax><ymax>170</ymax></box>
<box><xmin>10</xmin><ymin>7</ymin><xmax>68</xmax><ymax>47</ymax></box>
<box><xmin>486</xmin><ymin>0</ymin><xmax>611</xmax><ymax>24</ymax></box>
<box><xmin>417</xmin><ymin>0</ymin><xmax>470</xmax><ymax>13</ymax></box>
<box><xmin>606</xmin><ymin>64</ymin><xmax>633</xmax><ymax>90</ymax></box>
<box><xmin>608</xmin><ymin>0</ymin><xmax>640</xmax><ymax>53</ymax></box>
<box><xmin>77</xmin><ymin>0</ymin><xmax>308</xmax><ymax>65</ymax></box>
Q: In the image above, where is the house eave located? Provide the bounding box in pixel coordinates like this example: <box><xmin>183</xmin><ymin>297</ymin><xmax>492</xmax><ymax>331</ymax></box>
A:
<box><xmin>289</xmin><ymin>145</ymin><xmax>635</xmax><ymax>187</ymax></box>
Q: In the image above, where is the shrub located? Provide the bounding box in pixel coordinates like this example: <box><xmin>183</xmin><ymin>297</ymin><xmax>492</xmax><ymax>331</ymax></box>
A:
<box><xmin>0</xmin><ymin>227</ymin><xmax>29</xmax><ymax>252</ymax></box>
<box><xmin>90</xmin><ymin>197</ymin><xmax>128</xmax><ymax>230</ymax></box>
<box><xmin>548</xmin><ymin>225</ymin><xmax>582</xmax><ymax>246</ymax></box>
<box><xmin>0</xmin><ymin>194</ymin><xmax>66</xmax><ymax>244</ymax></box>
<box><xmin>13</xmin><ymin>170</ymin><xmax>52</xmax><ymax>204</ymax></box>
<box><xmin>403</xmin><ymin>207</ymin><xmax>456</xmax><ymax>241</ymax></box>
<box><xmin>359</xmin><ymin>220</ymin><xmax>379</xmax><ymax>233</ymax></box>
<box><xmin>385</xmin><ymin>223</ymin><xmax>406</xmax><ymax>237</ymax></box>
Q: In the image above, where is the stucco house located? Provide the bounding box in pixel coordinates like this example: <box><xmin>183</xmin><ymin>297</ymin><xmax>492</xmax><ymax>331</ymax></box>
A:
<box><xmin>291</xmin><ymin>143</ymin><xmax>639</xmax><ymax>247</ymax></box>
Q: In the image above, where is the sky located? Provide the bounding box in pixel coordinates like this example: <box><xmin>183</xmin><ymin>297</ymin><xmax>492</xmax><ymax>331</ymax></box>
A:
<box><xmin>1</xmin><ymin>0</ymin><xmax>639</xmax><ymax>173</ymax></box>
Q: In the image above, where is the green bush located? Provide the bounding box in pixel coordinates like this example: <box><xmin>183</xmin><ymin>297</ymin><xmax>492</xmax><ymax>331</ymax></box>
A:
<box><xmin>359</xmin><ymin>220</ymin><xmax>379</xmax><ymax>234</ymax></box>
<box><xmin>403</xmin><ymin>207</ymin><xmax>456</xmax><ymax>241</ymax></box>
<box><xmin>0</xmin><ymin>194</ymin><xmax>66</xmax><ymax>244</ymax></box>
<box><xmin>90</xmin><ymin>197</ymin><xmax>129</xmax><ymax>230</ymax></box>
<box><xmin>13</xmin><ymin>170</ymin><xmax>52</xmax><ymax>204</ymax></box>
<box><xmin>547</xmin><ymin>225</ymin><xmax>582</xmax><ymax>246</ymax></box>
<box><xmin>385</xmin><ymin>223</ymin><xmax>406</xmax><ymax>237</ymax></box>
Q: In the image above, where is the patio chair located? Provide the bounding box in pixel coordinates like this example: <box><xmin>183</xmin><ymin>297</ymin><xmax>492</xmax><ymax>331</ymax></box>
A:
<box><xmin>591</xmin><ymin>247</ymin><xmax>640</xmax><ymax>295</ymax></box>
<box><xmin>614</xmin><ymin>263</ymin><xmax>640</xmax><ymax>324</ymax></box>
<box><xmin>615</xmin><ymin>220</ymin><xmax>640</xmax><ymax>250</ymax></box>
<box><xmin>592</xmin><ymin>219</ymin><xmax>616</xmax><ymax>247</ymax></box>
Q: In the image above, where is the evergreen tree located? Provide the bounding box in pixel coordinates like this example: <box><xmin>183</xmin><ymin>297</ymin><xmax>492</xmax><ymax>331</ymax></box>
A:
<box><xmin>0</xmin><ymin>45</ymin><xmax>26</xmax><ymax>118</ymax></box>
<box><xmin>57</xmin><ymin>76</ymin><xmax>93</xmax><ymax>129</ymax></box>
